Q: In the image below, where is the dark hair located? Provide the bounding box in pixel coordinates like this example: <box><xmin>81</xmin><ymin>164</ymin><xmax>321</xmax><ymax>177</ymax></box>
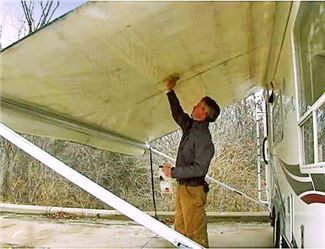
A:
<box><xmin>201</xmin><ymin>96</ymin><xmax>220</xmax><ymax>122</ymax></box>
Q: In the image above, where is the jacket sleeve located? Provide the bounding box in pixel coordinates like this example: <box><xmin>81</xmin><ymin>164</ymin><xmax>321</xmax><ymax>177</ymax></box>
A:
<box><xmin>172</xmin><ymin>137</ymin><xmax>214</xmax><ymax>179</ymax></box>
<box><xmin>167</xmin><ymin>90</ymin><xmax>191</xmax><ymax>131</ymax></box>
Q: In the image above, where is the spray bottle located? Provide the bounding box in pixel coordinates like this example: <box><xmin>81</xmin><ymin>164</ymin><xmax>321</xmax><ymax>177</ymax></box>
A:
<box><xmin>159</xmin><ymin>166</ymin><xmax>173</xmax><ymax>194</ymax></box>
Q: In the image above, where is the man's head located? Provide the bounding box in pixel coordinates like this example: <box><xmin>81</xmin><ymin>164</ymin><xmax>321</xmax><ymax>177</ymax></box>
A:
<box><xmin>191</xmin><ymin>96</ymin><xmax>220</xmax><ymax>122</ymax></box>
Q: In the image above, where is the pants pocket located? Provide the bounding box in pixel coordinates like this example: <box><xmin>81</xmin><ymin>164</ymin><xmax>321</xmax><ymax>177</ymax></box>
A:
<box><xmin>187</xmin><ymin>186</ymin><xmax>207</xmax><ymax>208</ymax></box>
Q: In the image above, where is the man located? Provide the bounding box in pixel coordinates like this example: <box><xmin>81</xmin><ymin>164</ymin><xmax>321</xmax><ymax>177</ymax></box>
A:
<box><xmin>163</xmin><ymin>75</ymin><xmax>220</xmax><ymax>247</ymax></box>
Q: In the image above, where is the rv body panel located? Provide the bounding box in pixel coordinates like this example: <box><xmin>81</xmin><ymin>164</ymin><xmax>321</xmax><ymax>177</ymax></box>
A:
<box><xmin>266</xmin><ymin>2</ymin><xmax>325</xmax><ymax>248</ymax></box>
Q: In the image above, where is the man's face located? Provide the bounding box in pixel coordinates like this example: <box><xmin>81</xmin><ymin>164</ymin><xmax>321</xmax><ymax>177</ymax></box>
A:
<box><xmin>191</xmin><ymin>100</ymin><xmax>208</xmax><ymax>121</ymax></box>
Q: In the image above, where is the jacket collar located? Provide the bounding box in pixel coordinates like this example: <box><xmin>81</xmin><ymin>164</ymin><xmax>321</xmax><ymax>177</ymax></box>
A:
<box><xmin>192</xmin><ymin>120</ymin><xmax>209</xmax><ymax>129</ymax></box>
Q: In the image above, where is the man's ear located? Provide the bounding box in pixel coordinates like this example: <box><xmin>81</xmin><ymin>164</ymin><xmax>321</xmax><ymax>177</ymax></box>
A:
<box><xmin>205</xmin><ymin>112</ymin><xmax>209</xmax><ymax>121</ymax></box>
<box><xmin>204</xmin><ymin>106</ymin><xmax>210</xmax><ymax>121</ymax></box>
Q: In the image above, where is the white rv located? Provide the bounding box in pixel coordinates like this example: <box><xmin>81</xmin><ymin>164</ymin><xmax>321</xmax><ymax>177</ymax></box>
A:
<box><xmin>0</xmin><ymin>1</ymin><xmax>324</xmax><ymax>248</ymax></box>
<box><xmin>259</xmin><ymin>2</ymin><xmax>325</xmax><ymax>248</ymax></box>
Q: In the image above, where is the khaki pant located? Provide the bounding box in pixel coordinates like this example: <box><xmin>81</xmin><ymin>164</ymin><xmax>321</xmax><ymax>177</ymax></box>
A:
<box><xmin>174</xmin><ymin>184</ymin><xmax>208</xmax><ymax>247</ymax></box>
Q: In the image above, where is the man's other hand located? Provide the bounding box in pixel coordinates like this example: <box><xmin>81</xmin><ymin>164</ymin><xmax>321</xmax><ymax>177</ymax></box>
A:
<box><xmin>163</xmin><ymin>163</ymin><xmax>173</xmax><ymax>177</ymax></box>
<box><xmin>165</xmin><ymin>74</ymin><xmax>180</xmax><ymax>91</ymax></box>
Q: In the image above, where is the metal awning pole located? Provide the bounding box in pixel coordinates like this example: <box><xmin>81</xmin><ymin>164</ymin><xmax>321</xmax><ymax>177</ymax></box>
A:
<box><xmin>0</xmin><ymin>123</ymin><xmax>203</xmax><ymax>249</ymax></box>
<box><xmin>205</xmin><ymin>176</ymin><xmax>263</xmax><ymax>206</ymax></box>
<box><xmin>150</xmin><ymin>147</ymin><xmax>264</xmax><ymax>206</ymax></box>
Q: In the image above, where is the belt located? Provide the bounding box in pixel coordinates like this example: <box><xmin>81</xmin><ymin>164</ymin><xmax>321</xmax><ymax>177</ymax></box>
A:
<box><xmin>177</xmin><ymin>179</ymin><xmax>206</xmax><ymax>186</ymax></box>
<box><xmin>178</xmin><ymin>180</ymin><xmax>210</xmax><ymax>193</ymax></box>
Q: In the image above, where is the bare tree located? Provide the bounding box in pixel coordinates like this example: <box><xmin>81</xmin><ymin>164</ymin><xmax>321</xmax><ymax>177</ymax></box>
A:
<box><xmin>20</xmin><ymin>0</ymin><xmax>60</xmax><ymax>34</ymax></box>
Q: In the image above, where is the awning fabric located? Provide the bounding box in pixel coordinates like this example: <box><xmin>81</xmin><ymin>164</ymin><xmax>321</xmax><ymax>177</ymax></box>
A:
<box><xmin>0</xmin><ymin>2</ymin><xmax>290</xmax><ymax>155</ymax></box>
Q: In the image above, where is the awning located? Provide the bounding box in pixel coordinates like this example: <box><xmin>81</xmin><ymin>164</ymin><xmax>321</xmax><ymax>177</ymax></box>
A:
<box><xmin>0</xmin><ymin>2</ymin><xmax>291</xmax><ymax>155</ymax></box>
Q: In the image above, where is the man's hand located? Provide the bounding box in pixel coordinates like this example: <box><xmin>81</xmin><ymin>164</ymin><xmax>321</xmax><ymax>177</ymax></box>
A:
<box><xmin>165</xmin><ymin>74</ymin><xmax>180</xmax><ymax>91</ymax></box>
<box><xmin>163</xmin><ymin>162</ymin><xmax>173</xmax><ymax>177</ymax></box>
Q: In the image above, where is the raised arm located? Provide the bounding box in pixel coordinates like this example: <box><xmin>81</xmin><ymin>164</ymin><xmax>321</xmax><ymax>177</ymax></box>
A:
<box><xmin>167</xmin><ymin>90</ymin><xmax>192</xmax><ymax>131</ymax></box>
<box><xmin>165</xmin><ymin>75</ymin><xmax>191</xmax><ymax>131</ymax></box>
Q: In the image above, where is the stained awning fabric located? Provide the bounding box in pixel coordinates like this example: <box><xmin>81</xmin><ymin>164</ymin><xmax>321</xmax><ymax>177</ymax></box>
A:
<box><xmin>0</xmin><ymin>2</ymin><xmax>290</xmax><ymax>155</ymax></box>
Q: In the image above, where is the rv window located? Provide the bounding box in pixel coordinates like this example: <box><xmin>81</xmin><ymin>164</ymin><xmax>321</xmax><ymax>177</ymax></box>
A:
<box><xmin>302</xmin><ymin>116</ymin><xmax>314</xmax><ymax>165</ymax></box>
<box><xmin>272</xmin><ymin>90</ymin><xmax>284</xmax><ymax>146</ymax></box>
<box><xmin>317</xmin><ymin>103</ymin><xmax>325</xmax><ymax>162</ymax></box>
<box><xmin>294</xmin><ymin>2</ymin><xmax>325</xmax><ymax>171</ymax></box>
<box><xmin>295</xmin><ymin>2</ymin><xmax>325</xmax><ymax>116</ymax></box>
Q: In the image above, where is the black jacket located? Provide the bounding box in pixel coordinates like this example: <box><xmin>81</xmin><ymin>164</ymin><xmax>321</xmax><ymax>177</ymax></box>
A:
<box><xmin>167</xmin><ymin>90</ymin><xmax>214</xmax><ymax>186</ymax></box>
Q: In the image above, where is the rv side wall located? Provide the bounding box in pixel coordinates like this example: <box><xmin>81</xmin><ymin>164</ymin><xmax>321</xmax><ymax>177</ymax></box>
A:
<box><xmin>267</xmin><ymin>2</ymin><xmax>325</xmax><ymax>248</ymax></box>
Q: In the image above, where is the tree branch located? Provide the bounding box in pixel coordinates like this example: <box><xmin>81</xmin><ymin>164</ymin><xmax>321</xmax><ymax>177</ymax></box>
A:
<box><xmin>36</xmin><ymin>1</ymin><xmax>48</xmax><ymax>29</ymax></box>
<box><xmin>28</xmin><ymin>1</ymin><xmax>35</xmax><ymax>31</ymax></box>
<box><xmin>47</xmin><ymin>1</ymin><xmax>60</xmax><ymax>24</ymax></box>
<box><xmin>40</xmin><ymin>1</ymin><xmax>53</xmax><ymax>28</ymax></box>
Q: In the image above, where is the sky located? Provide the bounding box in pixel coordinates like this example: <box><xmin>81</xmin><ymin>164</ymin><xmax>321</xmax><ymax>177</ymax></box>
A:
<box><xmin>0</xmin><ymin>0</ymin><xmax>88</xmax><ymax>49</ymax></box>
